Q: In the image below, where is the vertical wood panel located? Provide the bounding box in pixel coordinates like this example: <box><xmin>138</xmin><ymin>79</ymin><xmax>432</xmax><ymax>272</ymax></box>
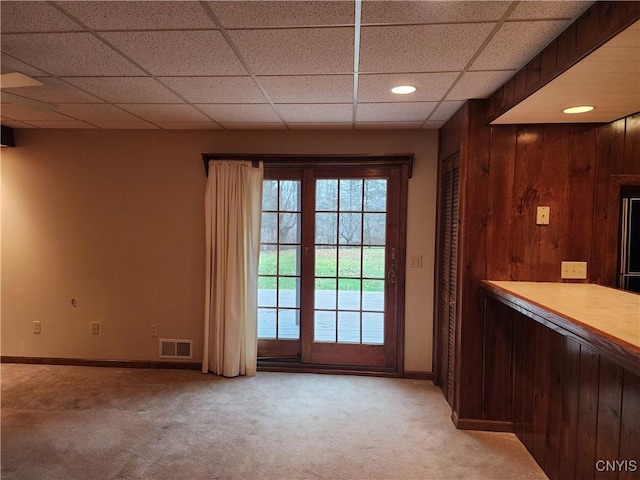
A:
<box><xmin>595</xmin><ymin>357</ymin><xmax>624</xmax><ymax>480</ymax></box>
<box><xmin>486</xmin><ymin>126</ymin><xmax>517</xmax><ymax>280</ymax></box>
<box><xmin>482</xmin><ymin>297</ymin><xmax>512</xmax><ymax>421</ymax></box>
<box><xmin>536</xmin><ymin>125</ymin><xmax>570</xmax><ymax>281</ymax></box>
<box><xmin>576</xmin><ymin>345</ymin><xmax>601</xmax><ymax>480</ymax></box>
<box><xmin>559</xmin><ymin>337</ymin><xmax>582</xmax><ymax>480</ymax></box>
<box><xmin>591</xmin><ymin>119</ymin><xmax>626</xmax><ymax>285</ymax></box>
<box><xmin>521</xmin><ymin>313</ymin><xmax>536</xmax><ymax>454</ymax></box>
<box><xmin>618</xmin><ymin>370</ymin><xmax>640</xmax><ymax>480</ymax></box>
<box><xmin>532</xmin><ymin>323</ymin><xmax>551</xmax><ymax>465</ymax></box>
<box><xmin>544</xmin><ymin>329</ymin><xmax>564</xmax><ymax>479</ymax></box>
<box><xmin>513</xmin><ymin>312</ymin><xmax>526</xmax><ymax>442</ymax></box>
<box><xmin>567</xmin><ymin>125</ymin><xmax>598</xmax><ymax>267</ymax></box>
<box><xmin>511</xmin><ymin>126</ymin><xmax>544</xmax><ymax>281</ymax></box>
<box><xmin>623</xmin><ymin>114</ymin><xmax>640</xmax><ymax>174</ymax></box>
<box><xmin>457</xmin><ymin>100</ymin><xmax>490</xmax><ymax>419</ymax></box>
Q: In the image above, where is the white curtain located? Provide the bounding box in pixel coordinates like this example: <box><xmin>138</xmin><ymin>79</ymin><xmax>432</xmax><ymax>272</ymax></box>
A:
<box><xmin>203</xmin><ymin>160</ymin><xmax>263</xmax><ymax>377</ymax></box>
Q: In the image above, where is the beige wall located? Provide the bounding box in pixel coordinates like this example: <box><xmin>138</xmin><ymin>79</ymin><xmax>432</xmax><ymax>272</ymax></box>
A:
<box><xmin>1</xmin><ymin>128</ymin><xmax>437</xmax><ymax>372</ymax></box>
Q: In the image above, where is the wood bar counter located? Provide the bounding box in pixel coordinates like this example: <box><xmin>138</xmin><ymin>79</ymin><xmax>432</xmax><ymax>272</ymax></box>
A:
<box><xmin>481</xmin><ymin>281</ymin><xmax>640</xmax><ymax>480</ymax></box>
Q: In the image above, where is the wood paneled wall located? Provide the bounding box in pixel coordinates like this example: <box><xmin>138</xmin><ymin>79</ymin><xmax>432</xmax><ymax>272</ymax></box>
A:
<box><xmin>506</xmin><ymin>298</ymin><xmax>640</xmax><ymax>480</ymax></box>
<box><xmin>437</xmin><ymin>105</ymin><xmax>640</xmax><ymax>423</ymax></box>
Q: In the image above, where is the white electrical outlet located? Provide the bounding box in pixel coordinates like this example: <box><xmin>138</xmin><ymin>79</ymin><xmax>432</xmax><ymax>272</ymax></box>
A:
<box><xmin>90</xmin><ymin>322</ymin><xmax>100</xmax><ymax>335</ymax></box>
<box><xmin>561</xmin><ymin>261</ymin><xmax>587</xmax><ymax>279</ymax></box>
<box><xmin>33</xmin><ymin>321</ymin><xmax>41</xmax><ymax>334</ymax></box>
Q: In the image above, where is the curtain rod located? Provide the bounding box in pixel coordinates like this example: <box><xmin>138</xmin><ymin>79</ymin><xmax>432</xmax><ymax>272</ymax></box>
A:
<box><xmin>201</xmin><ymin>153</ymin><xmax>414</xmax><ymax>177</ymax></box>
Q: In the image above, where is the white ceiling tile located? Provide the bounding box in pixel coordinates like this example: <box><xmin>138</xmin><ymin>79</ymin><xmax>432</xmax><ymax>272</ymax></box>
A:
<box><xmin>429</xmin><ymin>101</ymin><xmax>465</xmax><ymax>121</ymax></box>
<box><xmin>0</xmin><ymin>1</ymin><xmax>82</xmax><ymax>33</ymax></box>
<box><xmin>1</xmin><ymin>33</ymin><xmax>144</xmax><ymax>76</ymax></box>
<box><xmin>55</xmin><ymin>104</ymin><xmax>140</xmax><ymax>122</ymax></box>
<box><xmin>360</xmin><ymin>24</ymin><xmax>494</xmax><ymax>73</ymax></box>
<box><xmin>509</xmin><ymin>1</ymin><xmax>593</xmax><ymax>20</ymax></box>
<box><xmin>92</xmin><ymin>121</ymin><xmax>159</xmax><ymax>130</ymax></box>
<box><xmin>276</xmin><ymin>104</ymin><xmax>352</xmax><ymax>123</ymax></box>
<box><xmin>196</xmin><ymin>104</ymin><xmax>281</xmax><ymax>123</ymax></box>
<box><xmin>1</xmin><ymin>54</ymin><xmax>49</xmax><ymax>77</ymax></box>
<box><xmin>471</xmin><ymin>20</ymin><xmax>570</xmax><ymax>70</ymax></box>
<box><xmin>288</xmin><ymin>123</ymin><xmax>353</xmax><ymax>130</ymax></box>
<box><xmin>2</xmin><ymin>77</ymin><xmax>103</xmax><ymax>104</ymax></box>
<box><xmin>58</xmin><ymin>1</ymin><xmax>214</xmax><ymax>30</ymax></box>
<box><xmin>62</xmin><ymin>77</ymin><xmax>183</xmax><ymax>104</ymax></box>
<box><xmin>157</xmin><ymin>122</ymin><xmax>222</xmax><ymax>130</ymax></box>
<box><xmin>219</xmin><ymin>123</ymin><xmax>286</xmax><ymax>130</ymax></box>
<box><xmin>447</xmin><ymin>71</ymin><xmax>515</xmax><ymax>100</ymax></box>
<box><xmin>101</xmin><ymin>31</ymin><xmax>247</xmax><ymax>76</ymax></box>
<box><xmin>362</xmin><ymin>1</ymin><xmax>510</xmax><ymax>24</ymax></box>
<box><xmin>159</xmin><ymin>77</ymin><xmax>267</xmax><ymax>103</ymax></box>
<box><xmin>210</xmin><ymin>1</ymin><xmax>354</xmax><ymax>27</ymax></box>
<box><xmin>258</xmin><ymin>75</ymin><xmax>352</xmax><ymax>103</ymax></box>
<box><xmin>356</xmin><ymin>102</ymin><xmax>436</xmax><ymax>122</ymax></box>
<box><xmin>356</xmin><ymin>122</ymin><xmax>424</xmax><ymax>129</ymax></box>
<box><xmin>0</xmin><ymin>103</ymin><xmax>76</xmax><ymax>121</ymax></box>
<box><xmin>229</xmin><ymin>28</ymin><xmax>354</xmax><ymax>75</ymax></box>
<box><xmin>358</xmin><ymin>73</ymin><xmax>459</xmax><ymax>102</ymax></box>
<box><xmin>116</xmin><ymin>104</ymin><xmax>211</xmax><ymax>123</ymax></box>
<box><xmin>25</xmin><ymin>120</ymin><xmax>96</xmax><ymax>129</ymax></box>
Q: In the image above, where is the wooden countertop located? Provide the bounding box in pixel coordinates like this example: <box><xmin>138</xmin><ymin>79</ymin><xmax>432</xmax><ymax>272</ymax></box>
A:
<box><xmin>482</xmin><ymin>281</ymin><xmax>640</xmax><ymax>374</ymax></box>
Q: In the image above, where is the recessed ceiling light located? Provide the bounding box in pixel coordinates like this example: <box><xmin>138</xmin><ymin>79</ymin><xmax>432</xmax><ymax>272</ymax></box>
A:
<box><xmin>562</xmin><ymin>105</ymin><xmax>595</xmax><ymax>114</ymax></box>
<box><xmin>391</xmin><ymin>85</ymin><xmax>417</xmax><ymax>95</ymax></box>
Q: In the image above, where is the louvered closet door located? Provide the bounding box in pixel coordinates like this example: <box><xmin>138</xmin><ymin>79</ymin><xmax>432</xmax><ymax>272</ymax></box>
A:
<box><xmin>437</xmin><ymin>155</ymin><xmax>459</xmax><ymax>407</ymax></box>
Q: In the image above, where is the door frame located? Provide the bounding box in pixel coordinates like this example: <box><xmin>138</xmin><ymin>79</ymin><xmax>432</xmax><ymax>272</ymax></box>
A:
<box><xmin>202</xmin><ymin>153</ymin><xmax>412</xmax><ymax>376</ymax></box>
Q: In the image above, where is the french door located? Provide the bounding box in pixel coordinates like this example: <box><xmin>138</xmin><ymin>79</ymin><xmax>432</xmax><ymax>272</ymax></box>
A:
<box><xmin>257</xmin><ymin>161</ymin><xmax>408</xmax><ymax>371</ymax></box>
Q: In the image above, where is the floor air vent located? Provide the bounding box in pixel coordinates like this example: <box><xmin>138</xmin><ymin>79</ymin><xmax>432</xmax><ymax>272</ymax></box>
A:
<box><xmin>159</xmin><ymin>339</ymin><xmax>193</xmax><ymax>359</ymax></box>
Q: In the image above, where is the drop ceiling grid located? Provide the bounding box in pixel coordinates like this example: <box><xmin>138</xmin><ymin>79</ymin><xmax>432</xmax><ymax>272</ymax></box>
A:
<box><xmin>0</xmin><ymin>1</ymin><xmax>596</xmax><ymax>129</ymax></box>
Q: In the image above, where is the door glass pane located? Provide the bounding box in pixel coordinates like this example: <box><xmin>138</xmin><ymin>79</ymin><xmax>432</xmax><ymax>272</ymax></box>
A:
<box><xmin>315</xmin><ymin>247</ymin><xmax>337</xmax><ymax>277</ymax></box>
<box><xmin>261</xmin><ymin>212</ymin><xmax>277</xmax><ymax>243</ymax></box>
<box><xmin>257</xmin><ymin>308</ymin><xmax>276</xmax><ymax>339</ymax></box>
<box><xmin>316</xmin><ymin>180</ymin><xmax>338</xmax><ymax>211</ymax></box>
<box><xmin>363</xmin><ymin>213</ymin><xmax>386</xmax><ymax>245</ymax></box>
<box><xmin>339</xmin><ymin>179</ymin><xmax>363</xmax><ymax>211</ymax></box>
<box><xmin>262</xmin><ymin>180</ymin><xmax>278</xmax><ymax>210</ymax></box>
<box><xmin>278</xmin><ymin>277</ymin><xmax>299</xmax><ymax>308</ymax></box>
<box><xmin>338</xmin><ymin>311</ymin><xmax>360</xmax><ymax>343</ymax></box>
<box><xmin>364</xmin><ymin>180</ymin><xmax>387</xmax><ymax>211</ymax></box>
<box><xmin>315</xmin><ymin>278</ymin><xmax>336</xmax><ymax>309</ymax></box>
<box><xmin>362</xmin><ymin>280</ymin><xmax>384</xmax><ymax>311</ymax></box>
<box><xmin>362</xmin><ymin>247</ymin><xmax>384</xmax><ymax>278</ymax></box>
<box><xmin>314</xmin><ymin>311</ymin><xmax>336</xmax><ymax>342</ymax></box>
<box><xmin>279</xmin><ymin>180</ymin><xmax>300</xmax><ymax>211</ymax></box>
<box><xmin>316</xmin><ymin>213</ymin><xmax>337</xmax><ymax>244</ymax></box>
<box><xmin>259</xmin><ymin>245</ymin><xmax>277</xmax><ymax>275</ymax></box>
<box><xmin>278</xmin><ymin>309</ymin><xmax>299</xmax><ymax>339</ymax></box>
<box><xmin>279</xmin><ymin>213</ymin><xmax>300</xmax><ymax>243</ymax></box>
<box><xmin>362</xmin><ymin>312</ymin><xmax>384</xmax><ymax>344</ymax></box>
<box><xmin>339</xmin><ymin>213</ymin><xmax>361</xmax><ymax>245</ymax></box>
<box><xmin>278</xmin><ymin>246</ymin><xmax>300</xmax><ymax>275</ymax></box>
<box><xmin>258</xmin><ymin>277</ymin><xmax>276</xmax><ymax>307</ymax></box>
<box><xmin>338</xmin><ymin>246</ymin><xmax>361</xmax><ymax>277</ymax></box>
<box><xmin>338</xmin><ymin>278</ymin><xmax>361</xmax><ymax>310</ymax></box>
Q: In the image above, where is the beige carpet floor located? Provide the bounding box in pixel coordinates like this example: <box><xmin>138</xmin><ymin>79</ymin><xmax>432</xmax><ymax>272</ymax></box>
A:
<box><xmin>1</xmin><ymin>364</ymin><xmax>546</xmax><ymax>480</ymax></box>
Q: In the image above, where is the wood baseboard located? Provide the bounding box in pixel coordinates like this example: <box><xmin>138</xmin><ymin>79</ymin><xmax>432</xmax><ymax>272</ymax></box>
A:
<box><xmin>452</xmin><ymin>412</ymin><xmax>514</xmax><ymax>432</ymax></box>
<box><xmin>403</xmin><ymin>371</ymin><xmax>434</xmax><ymax>380</ymax></box>
<box><xmin>1</xmin><ymin>356</ymin><xmax>201</xmax><ymax>371</ymax></box>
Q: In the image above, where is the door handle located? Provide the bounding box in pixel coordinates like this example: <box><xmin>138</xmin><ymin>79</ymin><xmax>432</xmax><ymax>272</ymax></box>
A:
<box><xmin>388</xmin><ymin>269</ymin><xmax>396</xmax><ymax>284</ymax></box>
